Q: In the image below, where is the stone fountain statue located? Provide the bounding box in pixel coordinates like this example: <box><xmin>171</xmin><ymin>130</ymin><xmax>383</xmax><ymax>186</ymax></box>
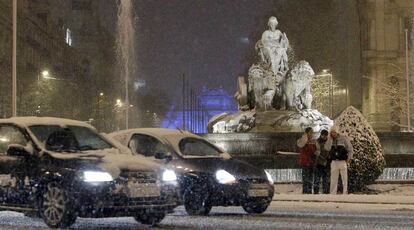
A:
<box><xmin>209</xmin><ymin>16</ymin><xmax>333</xmax><ymax>133</ymax></box>
<box><xmin>259</xmin><ymin>16</ymin><xmax>289</xmax><ymax>77</ymax></box>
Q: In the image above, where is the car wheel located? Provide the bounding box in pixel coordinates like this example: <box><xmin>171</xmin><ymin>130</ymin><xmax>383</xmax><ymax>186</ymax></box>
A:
<box><xmin>39</xmin><ymin>182</ymin><xmax>77</xmax><ymax>228</ymax></box>
<box><xmin>242</xmin><ymin>198</ymin><xmax>271</xmax><ymax>214</ymax></box>
<box><xmin>134</xmin><ymin>212</ymin><xmax>166</xmax><ymax>226</ymax></box>
<box><xmin>183</xmin><ymin>187</ymin><xmax>212</xmax><ymax>215</ymax></box>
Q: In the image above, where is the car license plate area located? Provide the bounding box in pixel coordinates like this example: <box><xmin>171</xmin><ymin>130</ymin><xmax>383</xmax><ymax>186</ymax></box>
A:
<box><xmin>127</xmin><ymin>182</ymin><xmax>161</xmax><ymax>198</ymax></box>
<box><xmin>248</xmin><ymin>189</ymin><xmax>269</xmax><ymax>197</ymax></box>
<box><xmin>248</xmin><ymin>183</ymin><xmax>269</xmax><ymax>197</ymax></box>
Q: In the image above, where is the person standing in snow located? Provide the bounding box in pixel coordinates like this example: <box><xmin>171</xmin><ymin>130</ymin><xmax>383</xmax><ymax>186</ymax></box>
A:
<box><xmin>297</xmin><ymin>127</ymin><xmax>316</xmax><ymax>194</ymax></box>
<box><xmin>313</xmin><ymin>129</ymin><xmax>330</xmax><ymax>194</ymax></box>
<box><xmin>324</xmin><ymin>126</ymin><xmax>354</xmax><ymax>194</ymax></box>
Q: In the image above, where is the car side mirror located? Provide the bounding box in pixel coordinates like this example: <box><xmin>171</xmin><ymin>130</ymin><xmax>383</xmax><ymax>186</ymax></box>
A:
<box><xmin>7</xmin><ymin>144</ymin><xmax>29</xmax><ymax>157</ymax></box>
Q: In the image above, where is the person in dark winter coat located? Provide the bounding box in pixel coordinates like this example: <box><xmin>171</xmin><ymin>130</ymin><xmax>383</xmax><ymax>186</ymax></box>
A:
<box><xmin>297</xmin><ymin>127</ymin><xmax>316</xmax><ymax>194</ymax></box>
<box><xmin>324</xmin><ymin>126</ymin><xmax>354</xmax><ymax>194</ymax></box>
<box><xmin>313</xmin><ymin>129</ymin><xmax>330</xmax><ymax>194</ymax></box>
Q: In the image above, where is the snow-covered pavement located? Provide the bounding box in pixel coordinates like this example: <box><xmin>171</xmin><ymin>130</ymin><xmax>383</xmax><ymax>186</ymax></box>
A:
<box><xmin>274</xmin><ymin>194</ymin><xmax>414</xmax><ymax>205</ymax></box>
<box><xmin>0</xmin><ymin>200</ymin><xmax>413</xmax><ymax>230</ymax></box>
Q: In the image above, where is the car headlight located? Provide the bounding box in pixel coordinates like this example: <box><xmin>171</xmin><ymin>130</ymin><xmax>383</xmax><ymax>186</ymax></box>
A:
<box><xmin>83</xmin><ymin>171</ymin><xmax>113</xmax><ymax>183</ymax></box>
<box><xmin>265</xmin><ymin>170</ymin><xmax>274</xmax><ymax>184</ymax></box>
<box><xmin>162</xmin><ymin>169</ymin><xmax>177</xmax><ymax>182</ymax></box>
<box><xmin>216</xmin><ymin>169</ymin><xmax>236</xmax><ymax>184</ymax></box>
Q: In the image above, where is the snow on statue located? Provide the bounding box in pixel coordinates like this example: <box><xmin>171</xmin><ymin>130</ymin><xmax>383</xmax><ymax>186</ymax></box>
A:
<box><xmin>210</xmin><ymin>16</ymin><xmax>332</xmax><ymax>133</ymax></box>
<box><xmin>258</xmin><ymin>16</ymin><xmax>289</xmax><ymax>76</ymax></box>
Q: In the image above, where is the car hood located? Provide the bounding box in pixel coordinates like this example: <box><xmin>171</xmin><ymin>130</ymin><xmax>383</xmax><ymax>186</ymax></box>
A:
<box><xmin>169</xmin><ymin>157</ymin><xmax>266</xmax><ymax>180</ymax></box>
<box><xmin>44</xmin><ymin>148</ymin><xmax>163</xmax><ymax>178</ymax></box>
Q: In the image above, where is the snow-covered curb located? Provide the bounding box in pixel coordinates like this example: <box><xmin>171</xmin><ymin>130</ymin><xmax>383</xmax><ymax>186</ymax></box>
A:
<box><xmin>273</xmin><ymin>194</ymin><xmax>414</xmax><ymax>205</ymax></box>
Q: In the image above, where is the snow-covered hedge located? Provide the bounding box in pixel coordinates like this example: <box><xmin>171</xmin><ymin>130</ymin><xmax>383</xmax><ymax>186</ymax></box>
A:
<box><xmin>335</xmin><ymin>106</ymin><xmax>386</xmax><ymax>192</ymax></box>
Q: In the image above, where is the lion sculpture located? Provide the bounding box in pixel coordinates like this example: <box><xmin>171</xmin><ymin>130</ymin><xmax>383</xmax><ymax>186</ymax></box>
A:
<box><xmin>280</xmin><ymin>60</ymin><xmax>315</xmax><ymax>110</ymax></box>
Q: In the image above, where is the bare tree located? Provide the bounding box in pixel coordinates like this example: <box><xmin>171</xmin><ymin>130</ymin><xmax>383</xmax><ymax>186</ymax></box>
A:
<box><xmin>362</xmin><ymin>64</ymin><xmax>413</xmax><ymax>130</ymax></box>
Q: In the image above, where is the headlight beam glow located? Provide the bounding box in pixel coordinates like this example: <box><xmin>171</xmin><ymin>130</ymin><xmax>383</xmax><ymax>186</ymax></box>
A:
<box><xmin>215</xmin><ymin>169</ymin><xmax>236</xmax><ymax>184</ymax></box>
<box><xmin>162</xmin><ymin>169</ymin><xmax>177</xmax><ymax>182</ymax></box>
<box><xmin>265</xmin><ymin>170</ymin><xmax>274</xmax><ymax>184</ymax></box>
<box><xmin>83</xmin><ymin>171</ymin><xmax>113</xmax><ymax>183</ymax></box>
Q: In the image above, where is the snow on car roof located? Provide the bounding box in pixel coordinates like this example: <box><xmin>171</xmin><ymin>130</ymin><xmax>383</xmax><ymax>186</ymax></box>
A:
<box><xmin>0</xmin><ymin>116</ymin><xmax>95</xmax><ymax>129</ymax></box>
<box><xmin>109</xmin><ymin>128</ymin><xmax>229</xmax><ymax>159</ymax></box>
<box><xmin>110</xmin><ymin>128</ymin><xmax>200</xmax><ymax>139</ymax></box>
<box><xmin>0</xmin><ymin>117</ymin><xmax>164</xmax><ymax>175</ymax></box>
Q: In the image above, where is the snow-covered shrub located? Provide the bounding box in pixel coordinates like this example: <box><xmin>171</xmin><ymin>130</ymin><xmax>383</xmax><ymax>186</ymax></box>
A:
<box><xmin>335</xmin><ymin>106</ymin><xmax>386</xmax><ymax>192</ymax></box>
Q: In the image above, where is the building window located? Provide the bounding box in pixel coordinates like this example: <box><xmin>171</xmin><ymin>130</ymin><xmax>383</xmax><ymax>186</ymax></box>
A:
<box><xmin>65</xmin><ymin>28</ymin><xmax>72</xmax><ymax>46</ymax></box>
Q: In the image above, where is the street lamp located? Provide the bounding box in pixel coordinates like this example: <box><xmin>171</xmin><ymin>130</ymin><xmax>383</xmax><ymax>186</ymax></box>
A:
<box><xmin>36</xmin><ymin>70</ymin><xmax>51</xmax><ymax>116</ymax></box>
<box><xmin>405</xmin><ymin>29</ymin><xmax>411</xmax><ymax>132</ymax></box>
<box><xmin>42</xmin><ymin>70</ymin><xmax>49</xmax><ymax>78</ymax></box>
<box><xmin>38</xmin><ymin>70</ymin><xmax>50</xmax><ymax>82</ymax></box>
<box><xmin>116</xmin><ymin>99</ymin><xmax>123</xmax><ymax>106</ymax></box>
<box><xmin>12</xmin><ymin>0</ymin><xmax>17</xmax><ymax>116</ymax></box>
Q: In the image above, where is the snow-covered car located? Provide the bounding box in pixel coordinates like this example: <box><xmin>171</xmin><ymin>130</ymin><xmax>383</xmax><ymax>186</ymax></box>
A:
<box><xmin>0</xmin><ymin>117</ymin><xmax>180</xmax><ymax>228</ymax></box>
<box><xmin>109</xmin><ymin>128</ymin><xmax>274</xmax><ymax>215</ymax></box>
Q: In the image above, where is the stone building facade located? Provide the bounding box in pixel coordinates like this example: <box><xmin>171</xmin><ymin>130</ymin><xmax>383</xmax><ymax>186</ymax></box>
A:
<box><xmin>0</xmin><ymin>0</ymin><xmax>117</xmax><ymax>131</ymax></box>
<box><xmin>359</xmin><ymin>0</ymin><xmax>414</xmax><ymax>131</ymax></box>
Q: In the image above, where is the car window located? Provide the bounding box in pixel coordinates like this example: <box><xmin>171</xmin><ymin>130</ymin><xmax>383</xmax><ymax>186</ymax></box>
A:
<box><xmin>130</xmin><ymin>134</ymin><xmax>169</xmax><ymax>157</ymax></box>
<box><xmin>0</xmin><ymin>125</ymin><xmax>28</xmax><ymax>154</ymax></box>
<box><xmin>29</xmin><ymin>125</ymin><xmax>112</xmax><ymax>152</ymax></box>
<box><xmin>68</xmin><ymin>126</ymin><xmax>112</xmax><ymax>150</ymax></box>
<box><xmin>179</xmin><ymin>137</ymin><xmax>222</xmax><ymax>157</ymax></box>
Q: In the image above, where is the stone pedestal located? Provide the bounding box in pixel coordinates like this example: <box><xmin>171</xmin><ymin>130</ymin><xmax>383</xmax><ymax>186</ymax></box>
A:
<box><xmin>209</xmin><ymin>109</ymin><xmax>333</xmax><ymax>133</ymax></box>
<box><xmin>252</xmin><ymin>110</ymin><xmax>292</xmax><ymax>132</ymax></box>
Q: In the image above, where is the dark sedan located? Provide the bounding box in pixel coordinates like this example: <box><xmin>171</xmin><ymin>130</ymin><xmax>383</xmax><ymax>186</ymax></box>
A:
<box><xmin>109</xmin><ymin>128</ymin><xmax>274</xmax><ymax>215</ymax></box>
<box><xmin>0</xmin><ymin>117</ymin><xmax>180</xmax><ymax>228</ymax></box>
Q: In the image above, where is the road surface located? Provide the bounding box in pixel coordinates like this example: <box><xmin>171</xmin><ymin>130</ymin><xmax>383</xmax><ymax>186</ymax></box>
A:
<box><xmin>0</xmin><ymin>201</ymin><xmax>413</xmax><ymax>229</ymax></box>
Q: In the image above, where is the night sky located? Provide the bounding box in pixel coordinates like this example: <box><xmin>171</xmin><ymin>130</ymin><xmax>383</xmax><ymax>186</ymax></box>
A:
<box><xmin>107</xmin><ymin>0</ymin><xmax>361</xmax><ymax>106</ymax></box>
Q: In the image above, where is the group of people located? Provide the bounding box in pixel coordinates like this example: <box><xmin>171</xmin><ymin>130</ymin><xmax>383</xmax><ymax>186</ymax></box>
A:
<box><xmin>297</xmin><ymin>126</ymin><xmax>354</xmax><ymax>194</ymax></box>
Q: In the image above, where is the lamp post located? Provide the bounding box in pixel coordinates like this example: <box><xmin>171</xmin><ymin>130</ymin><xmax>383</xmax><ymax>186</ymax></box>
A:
<box><xmin>12</xmin><ymin>0</ymin><xmax>17</xmax><ymax>116</ymax></box>
<box><xmin>405</xmin><ymin>29</ymin><xmax>411</xmax><ymax>131</ymax></box>
<box><xmin>36</xmin><ymin>70</ymin><xmax>50</xmax><ymax>116</ymax></box>
<box><xmin>329</xmin><ymin>71</ymin><xmax>333</xmax><ymax>118</ymax></box>
<box><xmin>97</xmin><ymin>92</ymin><xmax>104</xmax><ymax>130</ymax></box>
<box><xmin>114</xmin><ymin>99</ymin><xmax>123</xmax><ymax>130</ymax></box>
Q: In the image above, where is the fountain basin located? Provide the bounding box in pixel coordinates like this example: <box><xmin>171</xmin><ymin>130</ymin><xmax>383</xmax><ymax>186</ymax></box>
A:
<box><xmin>201</xmin><ymin>132</ymin><xmax>414</xmax><ymax>169</ymax></box>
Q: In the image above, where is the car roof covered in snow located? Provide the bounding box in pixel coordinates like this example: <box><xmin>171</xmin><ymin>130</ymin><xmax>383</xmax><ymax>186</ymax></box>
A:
<box><xmin>110</xmin><ymin>128</ymin><xmax>199</xmax><ymax>139</ymax></box>
<box><xmin>108</xmin><ymin>128</ymin><xmax>230</xmax><ymax>159</ymax></box>
<box><xmin>0</xmin><ymin>116</ymin><xmax>95</xmax><ymax>129</ymax></box>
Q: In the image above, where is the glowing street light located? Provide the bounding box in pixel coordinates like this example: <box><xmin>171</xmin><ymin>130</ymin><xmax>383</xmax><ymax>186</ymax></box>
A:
<box><xmin>99</xmin><ymin>92</ymin><xmax>104</xmax><ymax>96</ymax></box>
<box><xmin>116</xmin><ymin>99</ymin><xmax>123</xmax><ymax>107</ymax></box>
<box><xmin>41</xmin><ymin>70</ymin><xmax>49</xmax><ymax>78</ymax></box>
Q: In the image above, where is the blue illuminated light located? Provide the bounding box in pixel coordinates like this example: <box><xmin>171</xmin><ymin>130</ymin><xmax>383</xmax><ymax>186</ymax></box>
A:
<box><xmin>161</xmin><ymin>86</ymin><xmax>237</xmax><ymax>133</ymax></box>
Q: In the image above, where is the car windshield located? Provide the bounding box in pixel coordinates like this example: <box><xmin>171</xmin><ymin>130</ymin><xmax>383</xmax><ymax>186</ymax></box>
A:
<box><xmin>29</xmin><ymin>125</ymin><xmax>113</xmax><ymax>152</ymax></box>
<box><xmin>179</xmin><ymin>137</ymin><xmax>222</xmax><ymax>157</ymax></box>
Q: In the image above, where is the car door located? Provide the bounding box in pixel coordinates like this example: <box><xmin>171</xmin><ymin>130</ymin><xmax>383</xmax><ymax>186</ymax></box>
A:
<box><xmin>0</xmin><ymin>124</ymin><xmax>31</xmax><ymax>203</ymax></box>
<box><xmin>129</xmin><ymin>134</ymin><xmax>171</xmax><ymax>158</ymax></box>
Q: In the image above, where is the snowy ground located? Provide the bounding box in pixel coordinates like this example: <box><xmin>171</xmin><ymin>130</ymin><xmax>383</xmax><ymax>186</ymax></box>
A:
<box><xmin>0</xmin><ymin>201</ymin><xmax>413</xmax><ymax>230</ymax></box>
<box><xmin>0</xmin><ymin>184</ymin><xmax>412</xmax><ymax>229</ymax></box>
<box><xmin>275</xmin><ymin>183</ymin><xmax>414</xmax><ymax>196</ymax></box>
